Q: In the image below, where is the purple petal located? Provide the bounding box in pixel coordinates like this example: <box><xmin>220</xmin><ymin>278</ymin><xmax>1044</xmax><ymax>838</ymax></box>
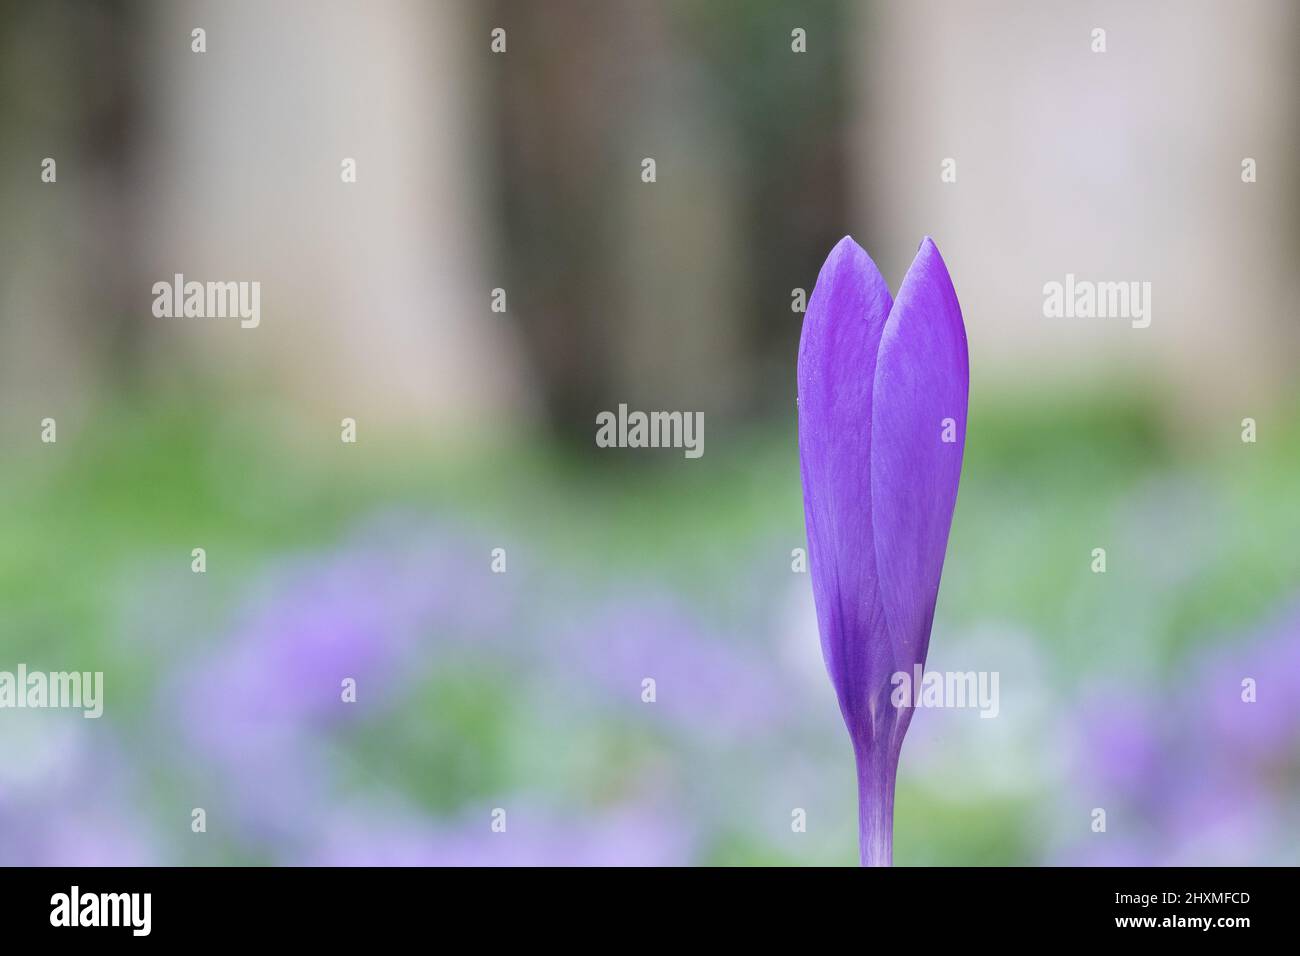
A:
<box><xmin>871</xmin><ymin>237</ymin><xmax>969</xmax><ymax>673</ymax></box>
<box><xmin>797</xmin><ymin>236</ymin><xmax>895</xmax><ymax>737</ymax></box>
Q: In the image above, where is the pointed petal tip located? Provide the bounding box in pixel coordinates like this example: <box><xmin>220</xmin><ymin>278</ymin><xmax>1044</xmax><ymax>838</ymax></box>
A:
<box><xmin>827</xmin><ymin>234</ymin><xmax>868</xmax><ymax>267</ymax></box>
<box><xmin>903</xmin><ymin>236</ymin><xmax>958</xmax><ymax>301</ymax></box>
<box><xmin>806</xmin><ymin>235</ymin><xmax>889</xmax><ymax>317</ymax></box>
<box><xmin>915</xmin><ymin>235</ymin><xmax>943</xmax><ymax>262</ymax></box>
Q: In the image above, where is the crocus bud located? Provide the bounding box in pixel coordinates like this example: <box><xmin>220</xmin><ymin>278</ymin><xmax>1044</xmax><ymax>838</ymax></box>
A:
<box><xmin>797</xmin><ymin>236</ymin><xmax>969</xmax><ymax>865</ymax></box>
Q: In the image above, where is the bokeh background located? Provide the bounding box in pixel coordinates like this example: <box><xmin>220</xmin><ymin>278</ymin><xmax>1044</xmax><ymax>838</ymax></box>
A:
<box><xmin>2</xmin><ymin>0</ymin><xmax>1298</xmax><ymax>865</ymax></box>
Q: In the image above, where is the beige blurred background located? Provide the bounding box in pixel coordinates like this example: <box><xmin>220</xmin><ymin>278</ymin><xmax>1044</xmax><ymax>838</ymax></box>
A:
<box><xmin>2</xmin><ymin>0</ymin><xmax>1295</xmax><ymax>444</ymax></box>
<box><xmin>860</xmin><ymin>0</ymin><xmax>1299</xmax><ymax>424</ymax></box>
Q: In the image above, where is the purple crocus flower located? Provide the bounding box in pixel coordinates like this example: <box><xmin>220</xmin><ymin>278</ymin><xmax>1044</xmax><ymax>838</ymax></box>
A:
<box><xmin>797</xmin><ymin>236</ymin><xmax>969</xmax><ymax>865</ymax></box>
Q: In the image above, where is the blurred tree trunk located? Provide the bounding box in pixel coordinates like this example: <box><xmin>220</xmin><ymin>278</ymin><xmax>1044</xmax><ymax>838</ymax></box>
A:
<box><xmin>0</xmin><ymin>0</ymin><xmax>148</xmax><ymax>432</ymax></box>
<box><xmin>486</xmin><ymin>0</ymin><xmax>852</xmax><ymax>445</ymax></box>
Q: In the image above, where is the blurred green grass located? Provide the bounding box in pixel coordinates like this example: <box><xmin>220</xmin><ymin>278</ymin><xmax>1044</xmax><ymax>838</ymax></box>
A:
<box><xmin>4</xmin><ymin>389</ymin><xmax>1298</xmax><ymax>671</ymax></box>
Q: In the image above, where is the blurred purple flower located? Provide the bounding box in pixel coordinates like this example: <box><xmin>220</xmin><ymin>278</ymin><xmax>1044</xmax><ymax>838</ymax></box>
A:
<box><xmin>1189</xmin><ymin>606</ymin><xmax>1300</xmax><ymax>762</ymax></box>
<box><xmin>303</xmin><ymin>800</ymin><xmax>693</xmax><ymax>867</ymax></box>
<box><xmin>1073</xmin><ymin>685</ymin><xmax>1166</xmax><ymax>796</ymax></box>
<box><xmin>797</xmin><ymin>236</ymin><xmax>969</xmax><ymax>865</ymax></box>
<box><xmin>1066</xmin><ymin>600</ymin><xmax>1300</xmax><ymax>865</ymax></box>
<box><xmin>162</xmin><ymin>517</ymin><xmax>517</xmax><ymax>832</ymax></box>
<box><xmin>558</xmin><ymin>595</ymin><xmax>790</xmax><ymax>739</ymax></box>
<box><xmin>0</xmin><ymin>724</ymin><xmax>157</xmax><ymax>866</ymax></box>
<box><xmin>174</xmin><ymin>517</ymin><xmax>514</xmax><ymax>727</ymax></box>
<box><xmin>155</xmin><ymin>516</ymin><xmax>732</xmax><ymax>863</ymax></box>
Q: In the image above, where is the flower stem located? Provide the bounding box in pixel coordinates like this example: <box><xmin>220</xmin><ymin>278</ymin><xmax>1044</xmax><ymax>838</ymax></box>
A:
<box><xmin>854</xmin><ymin>741</ymin><xmax>898</xmax><ymax>867</ymax></box>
